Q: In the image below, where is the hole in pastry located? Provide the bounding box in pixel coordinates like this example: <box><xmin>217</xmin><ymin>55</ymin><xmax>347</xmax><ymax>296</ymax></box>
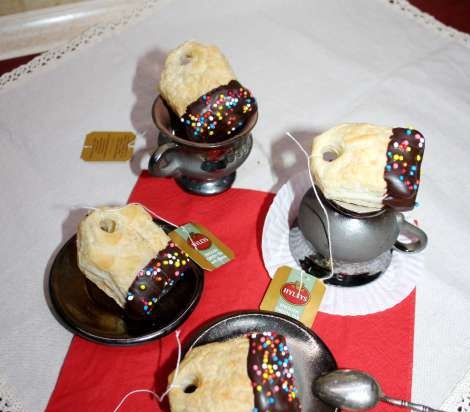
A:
<box><xmin>180</xmin><ymin>53</ymin><xmax>193</xmax><ymax>66</ymax></box>
<box><xmin>183</xmin><ymin>376</ymin><xmax>199</xmax><ymax>394</ymax></box>
<box><xmin>99</xmin><ymin>218</ymin><xmax>116</xmax><ymax>233</ymax></box>
<box><xmin>322</xmin><ymin>146</ymin><xmax>342</xmax><ymax>162</ymax></box>
<box><xmin>183</xmin><ymin>384</ymin><xmax>198</xmax><ymax>394</ymax></box>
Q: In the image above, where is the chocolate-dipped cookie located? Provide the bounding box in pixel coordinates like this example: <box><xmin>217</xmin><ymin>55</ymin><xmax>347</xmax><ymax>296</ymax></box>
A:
<box><xmin>179</xmin><ymin>80</ymin><xmax>256</xmax><ymax>143</ymax></box>
<box><xmin>159</xmin><ymin>41</ymin><xmax>257</xmax><ymax>143</ymax></box>
<box><xmin>168</xmin><ymin>332</ymin><xmax>301</xmax><ymax>412</ymax></box>
<box><xmin>383</xmin><ymin>127</ymin><xmax>424</xmax><ymax>211</ymax></box>
<box><xmin>310</xmin><ymin>123</ymin><xmax>425</xmax><ymax>212</ymax></box>
<box><xmin>126</xmin><ymin>241</ymin><xmax>189</xmax><ymax>318</ymax></box>
<box><xmin>247</xmin><ymin>332</ymin><xmax>301</xmax><ymax>411</ymax></box>
<box><xmin>77</xmin><ymin>204</ymin><xmax>189</xmax><ymax>319</ymax></box>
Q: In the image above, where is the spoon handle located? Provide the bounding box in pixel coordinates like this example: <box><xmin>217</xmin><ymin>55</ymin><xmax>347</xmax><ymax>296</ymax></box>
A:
<box><xmin>381</xmin><ymin>396</ymin><xmax>447</xmax><ymax>412</ymax></box>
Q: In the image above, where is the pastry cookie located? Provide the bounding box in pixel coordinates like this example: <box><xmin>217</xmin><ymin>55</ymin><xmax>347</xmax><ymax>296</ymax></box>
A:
<box><xmin>77</xmin><ymin>204</ymin><xmax>190</xmax><ymax>318</ymax></box>
<box><xmin>159</xmin><ymin>41</ymin><xmax>257</xmax><ymax>143</ymax></box>
<box><xmin>310</xmin><ymin>123</ymin><xmax>424</xmax><ymax>212</ymax></box>
<box><xmin>168</xmin><ymin>332</ymin><xmax>301</xmax><ymax>412</ymax></box>
<box><xmin>160</xmin><ymin>41</ymin><xmax>236</xmax><ymax>117</ymax></box>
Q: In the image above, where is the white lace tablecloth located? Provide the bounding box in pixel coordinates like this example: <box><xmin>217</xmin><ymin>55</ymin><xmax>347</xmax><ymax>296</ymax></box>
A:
<box><xmin>1</xmin><ymin>0</ymin><xmax>470</xmax><ymax>410</ymax></box>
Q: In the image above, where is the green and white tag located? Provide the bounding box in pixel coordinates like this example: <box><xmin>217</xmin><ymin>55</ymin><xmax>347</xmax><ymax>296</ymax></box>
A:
<box><xmin>260</xmin><ymin>266</ymin><xmax>326</xmax><ymax>327</ymax></box>
<box><xmin>169</xmin><ymin>222</ymin><xmax>234</xmax><ymax>271</ymax></box>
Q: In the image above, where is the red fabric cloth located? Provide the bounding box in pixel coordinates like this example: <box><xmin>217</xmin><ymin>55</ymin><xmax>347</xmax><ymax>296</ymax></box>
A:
<box><xmin>46</xmin><ymin>173</ymin><xmax>415</xmax><ymax>412</ymax></box>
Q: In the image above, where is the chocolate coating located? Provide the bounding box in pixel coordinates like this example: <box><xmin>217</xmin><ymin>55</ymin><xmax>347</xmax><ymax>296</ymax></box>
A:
<box><xmin>180</xmin><ymin>80</ymin><xmax>257</xmax><ymax>143</ymax></box>
<box><xmin>125</xmin><ymin>241</ymin><xmax>189</xmax><ymax>318</ymax></box>
<box><xmin>247</xmin><ymin>332</ymin><xmax>302</xmax><ymax>411</ymax></box>
<box><xmin>383</xmin><ymin>127</ymin><xmax>425</xmax><ymax>211</ymax></box>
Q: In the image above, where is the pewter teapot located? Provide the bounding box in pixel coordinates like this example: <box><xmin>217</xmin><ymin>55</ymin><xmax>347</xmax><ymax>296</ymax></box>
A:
<box><xmin>148</xmin><ymin>96</ymin><xmax>257</xmax><ymax>196</ymax></box>
<box><xmin>298</xmin><ymin>188</ymin><xmax>427</xmax><ymax>263</ymax></box>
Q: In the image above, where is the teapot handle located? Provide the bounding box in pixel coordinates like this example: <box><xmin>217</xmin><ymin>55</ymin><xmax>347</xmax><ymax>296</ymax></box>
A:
<box><xmin>148</xmin><ymin>142</ymin><xmax>181</xmax><ymax>177</ymax></box>
<box><xmin>394</xmin><ymin>213</ymin><xmax>428</xmax><ymax>253</ymax></box>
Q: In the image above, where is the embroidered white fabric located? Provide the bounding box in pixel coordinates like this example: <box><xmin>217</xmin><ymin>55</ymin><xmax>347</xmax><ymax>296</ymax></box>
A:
<box><xmin>0</xmin><ymin>0</ymin><xmax>165</xmax><ymax>91</ymax></box>
<box><xmin>442</xmin><ymin>369</ymin><xmax>470</xmax><ymax>412</ymax></box>
<box><xmin>0</xmin><ymin>374</ymin><xmax>24</xmax><ymax>412</ymax></box>
<box><xmin>0</xmin><ymin>0</ymin><xmax>469</xmax><ymax>91</ymax></box>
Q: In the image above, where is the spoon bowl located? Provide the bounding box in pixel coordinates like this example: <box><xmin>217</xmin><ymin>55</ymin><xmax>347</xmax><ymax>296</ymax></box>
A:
<box><xmin>313</xmin><ymin>369</ymin><xmax>447</xmax><ymax>412</ymax></box>
<box><xmin>314</xmin><ymin>369</ymin><xmax>380</xmax><ymax>410</ymax></box>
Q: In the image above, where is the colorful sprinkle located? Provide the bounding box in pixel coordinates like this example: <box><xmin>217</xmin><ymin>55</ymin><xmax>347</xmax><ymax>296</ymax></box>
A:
<box><xmin>180</xmin><ymin>80</ymin><xmax>257</xmax><ymax>143</ymax></box>
<box><xmin>247</xmin><ymin>332</ymin><xmax>301</xmax><ymax>411</ymax></box>
<box><xmin>126</xmin><ymin>242</ymin><xmax>190</xmax><ymax>318</ymax></box>
<box><xmin>384</xmin><ymin>128</ymin><xmax>425</xmax><ymax>211</ymax></box>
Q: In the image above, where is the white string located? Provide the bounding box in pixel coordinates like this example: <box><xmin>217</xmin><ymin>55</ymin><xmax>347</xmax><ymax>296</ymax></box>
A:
<box><xmin>73</xmin><ymin>205</ymin><xmax>100</xmax><ymax>211</ymax></box>
<box><xmin>296</xmin><ymin>269</ymin><xmax>304</xmax><ymax>299</ymax></box>
<box><xmin>129</xmin><ymin>203</ymin><xmax>200</xmax><ymax>250</ymax></box>
<box><xmin>112</xmin><ymin>330</ymin><xmax>183</xmax><ymax>412</ymax></box>
<box><xmin>130</xmin><ymin>203</ymin><xmax>200</xmax><ymax>250</ymax></box>
<box><xmin>80</xmin><ymin>203</ymin><xmax>200</xmax><ymax>250</ymax></box>
<box><xmin>128</xmin><ymin>202</ymin><xmax>177</xmax><ymax>228</ymax></box>
<box><xmin>159</xmin><ymin>329</ymin><xmax>183</xmax><ymax>399</ymax></box>
<box><xmin>285</xmin><ymin>132</ymin><xmax>334</xmax><ymax>280</ymax></box>
<box><xmin>112</xmin><ymin>390</ymin><xmax>160</xmax><ymax>412</ymax></box>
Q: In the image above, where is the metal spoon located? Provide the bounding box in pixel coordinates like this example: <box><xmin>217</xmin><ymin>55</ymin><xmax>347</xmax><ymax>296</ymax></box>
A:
<box><xmin>313</xmin><ymin>369</ymin><xmax>447</xmax><ymax>412</ymax></box>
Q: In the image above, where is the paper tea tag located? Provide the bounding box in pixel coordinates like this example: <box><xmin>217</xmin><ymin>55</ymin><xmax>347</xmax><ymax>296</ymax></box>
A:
<box><xmin>81</xmin><ymin>131</ymin><xmax>135</xmax><ymax>161</ymax></box>
<box><xmin>169</xmin><ymin>223</ymin><xmax>235</xmax><ymax>271</ymax></box>
<box><xmin>260</xmin><ymin>266</ymin><xmax>326</xmax><ymax>327</ymax></box>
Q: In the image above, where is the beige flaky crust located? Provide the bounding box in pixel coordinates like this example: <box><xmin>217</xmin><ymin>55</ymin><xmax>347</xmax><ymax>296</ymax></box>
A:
<box><xmin>311</xmin><ymin>123</ymin><xmax>392</xmax><ymax>211</ymax></box>
<box><xmin>76</xmin><ymin>204</ymin><xmax>170</xmax><ymax>307</ymax></box>
<box><xmin>168</xmin><ymin>337</ymin><xmax>253</xmax><ymax>412</ymax></box>
<box><xmin>160</xmin><ymin>41</ymin><xmax>236</xmax><ymax>116</ymax></box>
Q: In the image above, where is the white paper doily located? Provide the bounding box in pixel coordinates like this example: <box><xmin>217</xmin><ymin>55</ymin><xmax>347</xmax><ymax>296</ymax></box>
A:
<box><xmin>442</xmin><ymin>368</ymin><xmax>470</xmax><ymax>412</ymax></box>
<box><xmin>261</xmin><ymin>171</ymin><xmax>425</xmax><ymax>316</ymax></box>
<box><xmin>0</xmin><ymin>373</ymin><xmax>24</xmax><ymax>412</ymax></box>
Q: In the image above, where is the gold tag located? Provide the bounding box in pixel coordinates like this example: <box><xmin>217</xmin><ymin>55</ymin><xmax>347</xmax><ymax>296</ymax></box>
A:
<box><xmin>260</xmin><ymin>266</ymin><xmax>326</xmax><ymax>327</ymax></box>
<box><xmin>169</xmin><ymin>223</ymin><xmax>235</xmax><ymax>271</ymax></box>
<box><xmin>81</xmin><ymin>131</ymin><xmax>136</xmax><ymax>161</ymax></box>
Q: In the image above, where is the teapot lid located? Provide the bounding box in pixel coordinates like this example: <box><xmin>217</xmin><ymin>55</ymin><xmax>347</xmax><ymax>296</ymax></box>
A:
<box><xmin>329</xmin><ymin>199</ymin><xmax>386</xmax><ymax>218</ymax></box>
<box><xmin>316</xmin><ymin>189</ymin><xmax>387</xmax><ymax>219</ymax></box>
